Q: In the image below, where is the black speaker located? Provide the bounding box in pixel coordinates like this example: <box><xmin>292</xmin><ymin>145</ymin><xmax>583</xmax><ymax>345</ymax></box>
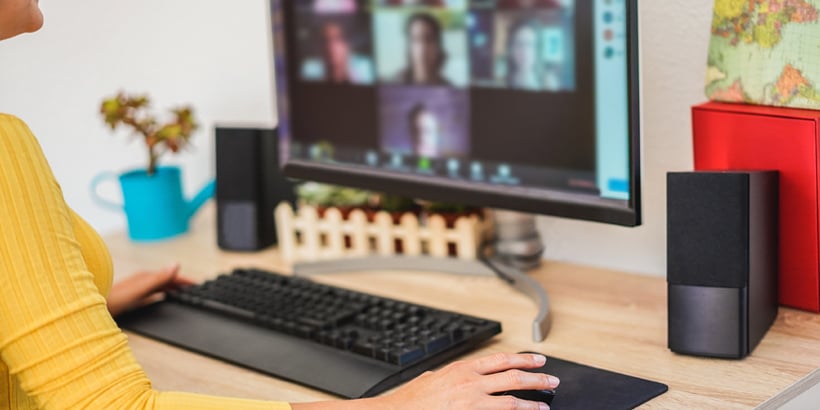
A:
<box><xmin>215</xmin><ymin>127</ymin><xmax>296</xmax><ymax>251</ymax></box>
<box><xmin>666</xmin><ymin>171</ymin><xmax>778</xmax><ymax>359</ymax></box>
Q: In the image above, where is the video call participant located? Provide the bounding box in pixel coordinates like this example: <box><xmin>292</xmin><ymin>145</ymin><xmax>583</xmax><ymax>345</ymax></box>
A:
<box><xmin>321</xmin><ymin>22</ymin><xmax>355</xmax><ymax>83</ymax></box>
<box><xmin>0</xmin><ymin>1</ymin><xmax>559</xmax><ymax>409</ymax></box>
<box><xmin>506</xmin><ymin>19</ymin><xmax>543</xmax><ymax>90</ymax></box>
<box><xmin>505</xmin><ymin>18</ymin><xmax>561</xmax><ymax>91</ymax></box>
<box><xmin>408</xmin><ymin>103</ymin><xmax>442</xmax><ymax>158</ymax></box>
<box><xmin>310</xmin><ymin>20</ymin><xmax>373</xmax><ymax>84</ymax></box>
<box><xmin>398</xmin><ymin>13</ymin><xmax>450</xmax><ymax>85</ymax></box>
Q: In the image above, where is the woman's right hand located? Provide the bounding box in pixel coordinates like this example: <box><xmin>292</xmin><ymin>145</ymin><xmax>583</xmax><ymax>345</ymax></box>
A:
<box><xmin>379</xmin><ymin>352</ymin><xmax>559</xmax><ymax>410</ymax></box>
<box><xmin>292</xmin><ymin>352</ymin><xmax>559</xmax><ymax>410</ymax></box>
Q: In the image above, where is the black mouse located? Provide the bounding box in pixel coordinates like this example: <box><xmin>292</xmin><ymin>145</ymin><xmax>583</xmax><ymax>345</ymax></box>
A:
<box><xmin>497</xmin><ymin>388</ymin><xmax>556</xmax><ymax>405</ymax></box>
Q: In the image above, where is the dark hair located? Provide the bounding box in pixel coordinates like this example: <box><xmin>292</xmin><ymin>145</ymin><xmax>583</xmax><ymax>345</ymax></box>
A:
<box><xmin>505</xmin><ymin>18</ymin><xmax>544</xmax><ymax>89</ymax></box>
<box><xmin>402</xmin><ymin>13</ymin><xmax>448</xmax><ymax>84</ymax></box>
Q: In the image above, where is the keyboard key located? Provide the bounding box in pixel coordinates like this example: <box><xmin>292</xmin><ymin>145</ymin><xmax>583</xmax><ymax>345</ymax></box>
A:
<box><xmin>424</xmin><ymin>333</ymin><xmax>452</xmax><ymax>354</ymax></box>
<box><xmin>390</xmin><ymin>346</ymin><xmax>426</xmax><ymax>365</ymax></box>
<box><xmin>352</xmin><ymin>340</ymin><xmax>376</xmax><ymax>357</ymax></box>
<box><xmin>376</xmin><ymin>347</ymin><xmax>391</xmax><ymax>362</ymax></box>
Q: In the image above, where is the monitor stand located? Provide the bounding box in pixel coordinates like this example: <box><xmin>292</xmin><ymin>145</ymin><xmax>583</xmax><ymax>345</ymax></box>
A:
<box><xmin>293</xmin><ymin>211</ymin><xmax>551</xmax><ymax>342</ymax></box>
<box><xmin>492</xmin><ymin>210</ymin><xmax>545</xmax><ymax>271</ymax></box>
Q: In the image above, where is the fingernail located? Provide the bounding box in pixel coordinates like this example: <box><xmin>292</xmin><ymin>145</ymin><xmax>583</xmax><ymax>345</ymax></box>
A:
<box><xmin>548</xmin><ymin>375</ymin><xmax>560</xmax><ymax>388</ymax></box>
<box><xmin>532</xmin><ymin>354</ymin><xmax>546</xmax><ymax>366</ymax></box>
<box><xmin>539</xmin><ymin>403</ymin><xmax>550</xmax><ymax>410</ymax></box>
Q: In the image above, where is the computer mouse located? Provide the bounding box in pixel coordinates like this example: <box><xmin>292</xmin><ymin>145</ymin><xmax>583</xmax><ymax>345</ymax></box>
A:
<box><xmin>497</xmin><ymin>388</ymin><xmax>556</xmax><ymax>406</ymax></box>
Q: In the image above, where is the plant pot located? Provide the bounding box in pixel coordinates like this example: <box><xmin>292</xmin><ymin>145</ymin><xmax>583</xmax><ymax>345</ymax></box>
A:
<box><xmin>91</xmin><ymin>166</ymin><xmax>215</xmax><ymax>241</ymax></box>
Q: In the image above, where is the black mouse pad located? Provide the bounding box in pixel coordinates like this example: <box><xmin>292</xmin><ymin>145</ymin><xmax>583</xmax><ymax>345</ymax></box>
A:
<box><xmin>521</xmin><ymin>352</ymin><xmax>668</xmax><ymax>410</ymax></box>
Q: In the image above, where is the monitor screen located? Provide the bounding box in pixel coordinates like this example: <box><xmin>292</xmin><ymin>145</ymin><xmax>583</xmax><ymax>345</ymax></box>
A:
<box><xmin>271</xmin><ymin>0</ymin><xmax>640</xmax><ymax>226</ymax></box>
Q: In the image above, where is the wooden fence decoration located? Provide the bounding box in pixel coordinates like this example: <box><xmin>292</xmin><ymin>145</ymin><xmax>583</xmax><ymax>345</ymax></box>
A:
<box><xmin>274</xmin><ymin>202</ymin><xmax>494</xmax><ymax>262</ymax></box>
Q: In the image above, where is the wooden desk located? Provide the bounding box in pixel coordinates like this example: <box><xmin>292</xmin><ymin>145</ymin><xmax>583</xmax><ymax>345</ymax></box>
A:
<box><xmin>106</xmin><ymin>206</ymin><xmax>820</xmax><ymax>408</ymax></box>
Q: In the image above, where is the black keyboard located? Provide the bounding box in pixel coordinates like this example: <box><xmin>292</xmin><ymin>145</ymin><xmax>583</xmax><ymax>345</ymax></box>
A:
<box><xmin>116</xmin><ymin>268</ymin><xmax>502</xmax><ymax>398</ymax></box>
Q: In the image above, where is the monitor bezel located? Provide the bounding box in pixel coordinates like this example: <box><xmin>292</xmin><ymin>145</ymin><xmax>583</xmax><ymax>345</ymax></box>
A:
<box><xmin>271</xmin><ymin>0</ymin><xmax>642</xmax><ymax>227</ymax></box>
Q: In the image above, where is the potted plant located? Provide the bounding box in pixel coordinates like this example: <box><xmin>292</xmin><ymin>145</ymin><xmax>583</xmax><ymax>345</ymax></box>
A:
<box><xmin>91</xmin><ymin>92</ymin><xmax>215</xmax><ymax>241</ymax></box>
<box><xmin>374</xmin><ymin>193</ymin><xmax>421</xmax><ymax>223</ymax></box>
<box><xmin>296</xmin><ymin>182</ymin><xmax>373</xmax><ymax>219</ymax></box>
<box><xmin>422</xmin><ymin>201</ymin><xmax>484</xmax><ymax>228</ymax></box>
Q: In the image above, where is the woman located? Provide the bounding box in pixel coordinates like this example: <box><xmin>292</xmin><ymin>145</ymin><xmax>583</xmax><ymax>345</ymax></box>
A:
<box><xmin>505</xmin><ymin>18</ymin><xmax>563</xmax><ymax>91</ymax></box>
<box><xmin>0</xmin><ymin>1</ymin><xmax>559</xmax><ymax>409</ymax></box>
<box><xmin>505</xmin><ymin>19</ymin><xmax>545</xmax><ymax>90</ymax></box>
<box><xmin>321</xmin><ymin>22</ymin><xmax>354</xmax><ymax>83</ymax></box>
<box><xmin>408</xmin><ymin>102</ymin><xmax>442</xmax><ymax>158</ymax></box>
<box><xmin>399</xmin><ymin>13</ymin><xmax>450</xmax><ymax>85</ymax></box>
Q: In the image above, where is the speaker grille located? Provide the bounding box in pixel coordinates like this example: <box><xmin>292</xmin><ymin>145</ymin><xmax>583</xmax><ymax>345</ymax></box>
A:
<box><xmin>218</xmin><ymin>201</ymin><xmax>258</xmax><ymax>250</ymax></box>
<box><xmin>667</xmin><ymin>172</ymin><xmax>749</xmax><ymax>288</ymax></box>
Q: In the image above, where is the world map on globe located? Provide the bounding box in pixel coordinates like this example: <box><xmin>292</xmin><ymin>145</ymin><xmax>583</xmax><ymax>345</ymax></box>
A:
<box><xmin>706</xmin><ymin>0</ymin><xmax>820</xmax><ymax>109</ymax></box>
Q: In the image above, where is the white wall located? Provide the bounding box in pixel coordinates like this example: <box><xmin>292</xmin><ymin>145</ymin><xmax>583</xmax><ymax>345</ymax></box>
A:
<box><xmin>539</xmin><ymin>2</ymin><xmax>715</xmax><ymax>275</ymax></box>
<box><xmin>0</xmin><ymin>0</ymin><xmax>276</xmax><ymax>233</ymax></box>
<box><xmin>0</xmin><ymin>0</ymin><xmax>715</xmax><ymax>277</ymax></box>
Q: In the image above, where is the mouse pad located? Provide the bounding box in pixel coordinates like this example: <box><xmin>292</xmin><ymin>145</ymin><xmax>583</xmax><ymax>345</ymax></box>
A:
<box><xmin>521</xmin><ymin>352</ymin><xmax>668</xmax><ymax>410</ymax></box>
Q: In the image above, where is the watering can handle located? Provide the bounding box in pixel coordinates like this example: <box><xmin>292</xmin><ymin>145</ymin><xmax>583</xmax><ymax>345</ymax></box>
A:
<box><xmin>186</xmin><ymin>179</ymin><xmax>216</xmax><ymax>219</ymax></box>
<box><xmin>90</xmin><ymin>172</ymin><xmax>123</xmax><ymax>211</ymax></box>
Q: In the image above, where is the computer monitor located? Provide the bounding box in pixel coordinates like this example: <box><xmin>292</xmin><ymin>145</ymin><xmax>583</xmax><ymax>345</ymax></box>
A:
<box><xmin>270</xmin><ymin>0</ymin><xmax>640</xmax><ymax>227</ymax></box>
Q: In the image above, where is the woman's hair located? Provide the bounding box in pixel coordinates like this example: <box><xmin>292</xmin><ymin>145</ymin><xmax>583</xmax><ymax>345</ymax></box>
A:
<box><xmin>402</xmin><ymin>12</ymin><xmax>448</xmax><ymax>83</ymax></box>
<box><xmin>505</xmin><ymin>18</ymin><xmax>544</xmax><ymax>88</ymax></box>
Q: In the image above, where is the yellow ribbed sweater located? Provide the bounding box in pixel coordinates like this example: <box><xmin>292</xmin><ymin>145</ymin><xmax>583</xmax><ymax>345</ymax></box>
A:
<box><xmin>0</xmin><ymin>114</ymin><xmax>291</xmax><ymax>410</ymax></box>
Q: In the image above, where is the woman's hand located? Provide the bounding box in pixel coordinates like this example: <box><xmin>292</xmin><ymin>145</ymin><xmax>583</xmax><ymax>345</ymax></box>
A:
<box><xmin>107</xmin><ymin>263</ymin><xmax>196</xmax><ymax>317</ymax></box>
<box><xmin>380</xmin><ymin>352</ymin><xmax>559</xmax><ymax>410</ymax></box>
<box><xmin>293</xmin><ymin>352</ymin><xmax>559</xmax><ymax>410</ymax></box>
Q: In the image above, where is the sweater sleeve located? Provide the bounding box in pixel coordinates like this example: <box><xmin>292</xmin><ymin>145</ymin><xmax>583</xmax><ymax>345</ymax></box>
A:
<box><xmin>0</xmin><ymin>115</ymin><xmax>290</xmax><ymax>410</ymax></box>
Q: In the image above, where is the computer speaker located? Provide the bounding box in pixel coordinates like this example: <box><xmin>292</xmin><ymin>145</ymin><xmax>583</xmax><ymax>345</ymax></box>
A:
<box><xmin>215</xmin><ymin>126</ymin><xmax>296</xmax><ymax>251</ymax></box>
<box><xmin>666</xmin><ymin>171</ymin><xmax>778</xmax><ymax>359</ymax></box>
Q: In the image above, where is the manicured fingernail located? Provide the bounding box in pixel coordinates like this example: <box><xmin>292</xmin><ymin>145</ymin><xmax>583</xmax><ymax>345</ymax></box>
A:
<box><xmin>539</xmin><ymin>403</ymin><xmax>550</xmax><ymax>410</ymax></box>
<box><xmin>548</xmin><ymin>375</ymin><xmax>560</xmax><ymax>388</ymax></box>
<box><xmin>532</xmin><ymin>354</ymin><xmax>546</xmax><ymax>365</ymax></box>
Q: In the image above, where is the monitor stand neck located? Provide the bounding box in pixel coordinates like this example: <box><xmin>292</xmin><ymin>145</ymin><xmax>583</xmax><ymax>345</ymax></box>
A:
<box><xmin>491</xmin><ymin>210</ymin><xmax>545</xmax><ymax>270</ymax></box>
<box><xmin>292</xmin><ymin>211</ymin><xmax>551</xmax><ymax>342</ymax></box>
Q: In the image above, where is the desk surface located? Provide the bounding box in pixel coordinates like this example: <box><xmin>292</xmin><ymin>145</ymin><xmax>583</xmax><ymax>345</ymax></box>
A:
<box><xmin>106</xmin><ymin>206</ymin><xmax>820</xmax><ymax>408</ymax></box>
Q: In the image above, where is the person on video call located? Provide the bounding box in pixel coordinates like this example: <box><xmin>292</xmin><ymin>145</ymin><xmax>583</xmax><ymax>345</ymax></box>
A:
<box><xmin>0</xmin><ymin>1</ymin><xmax>559</xmax><ymax>409</ymax></box>
<box><xmin>505</xmin><ymin>19</ymin><xmax>561</xmax><ymax>91</ymax></box>
<box><xmin>321</xmin><ymin>22</ymin><xmax>355</xmax><ymax>83</ymax></box>
<box><xmin>398</xmin><ymin>13</ymin><xmax>450</xmax><ymax>85</ymax></box>
<box><xmin>317</xmin><ymin>21</ymin><xmax>374</xmax><ymax>84</ymax></box>
<box><xmin>408</xmin><ymin>103</ymin><xmax>443</xmax><ymax>158</ymax></box>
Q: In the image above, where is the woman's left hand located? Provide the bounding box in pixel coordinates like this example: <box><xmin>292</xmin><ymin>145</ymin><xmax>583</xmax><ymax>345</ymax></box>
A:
<box><xmin>107</xmin><ymin>263</ymin><xmax>196</xmax><ymax>317</ymax></box>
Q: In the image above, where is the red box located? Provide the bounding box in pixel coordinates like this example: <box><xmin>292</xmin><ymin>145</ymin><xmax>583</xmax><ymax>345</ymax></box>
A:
<box><xmin>693</xmin><ymin>102</ymin><xmax>820</xmax><ymax>312</ymax></box>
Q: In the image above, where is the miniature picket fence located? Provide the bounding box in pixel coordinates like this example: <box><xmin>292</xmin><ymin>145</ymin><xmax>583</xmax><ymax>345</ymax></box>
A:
<box><xmin>274</xmin><ymin>202</ymin><xmax>493</xmax><ymax>262</ymax></box>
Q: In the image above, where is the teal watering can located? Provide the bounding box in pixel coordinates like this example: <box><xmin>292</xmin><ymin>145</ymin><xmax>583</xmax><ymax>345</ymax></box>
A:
<box><xmin>91</xmin><ymin>166</ymin><xmax>215</xmax><ymax>241</ymax></box>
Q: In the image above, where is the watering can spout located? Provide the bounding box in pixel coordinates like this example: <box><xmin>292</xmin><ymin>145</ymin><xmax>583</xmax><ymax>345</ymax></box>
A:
<box><xmin>187</xmin><ymin>179</ymin><xmax>216</xmax><ymax>219</ymax></box>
